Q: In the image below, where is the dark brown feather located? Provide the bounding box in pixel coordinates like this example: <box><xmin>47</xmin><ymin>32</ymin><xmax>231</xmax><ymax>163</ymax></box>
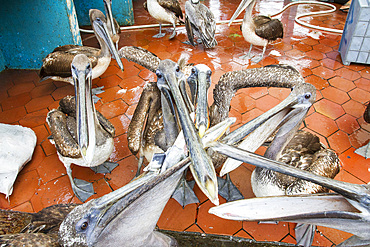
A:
<box><xmin>39</xmin><ymin>46</ymin><xmax>100</xmax><ymax>79</ymax></box>
<box><xmin>254</xmin><ymin>16</ymin><xmax>283</xmax><ymax>41</ymax></box>
<box><xmin>158</xmin><ymin>0</ymin><xmax>183</xmax><ymax>19</ymax></box>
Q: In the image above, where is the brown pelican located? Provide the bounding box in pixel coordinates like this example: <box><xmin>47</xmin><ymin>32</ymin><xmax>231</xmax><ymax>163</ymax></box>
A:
<box><xmin>0</xmin><ymin>204</ymin><xmax>77</xmax><ymax>246</ymax></box>
<box><xmin>209</xmin><ymin>142</ymin><xmax>370</xmax><ymax>246</ymax></box>
<box><xmin>58</xmin><ymin>117</ymin><xmax>233</xmax><ymax>247</ymax></box>
<box><xmin>39</xmin><ymin>9</ymin><xmax>124</xmax><ymax>86</ymax></box>
<box><xmin>143</xmin><ymin>0</ymin><xmax>183</xmax><ymax>39</ymax></box>
<box><xmin>46</xmin><ymin>54</ymin><xmax>117</xmax><ymax>202</ymax></box>
<box><xmin>184</xmin><ymin>0</ymin><xmax>217</xmax><ymax>48</ymax></box>
<box><xmin>229</xmin><ymin>0</ymin><xmax>283</xmax><ymax>63</ymax></box>
<box><xmin>103</xmin><ymin>0</ymin><xmax>121</xmax><ymax>49</ymax></box>
<box><xmin>355</xmin><ymin>102</ymin><xmax>370</xmax><ymax>159</ymax></box>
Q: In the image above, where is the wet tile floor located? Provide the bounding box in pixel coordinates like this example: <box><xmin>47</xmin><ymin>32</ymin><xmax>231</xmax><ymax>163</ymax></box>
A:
<box><xmin>0</xmin><ymin>0</ymin><xmax>369</xmax><ymax>245</ymax></box>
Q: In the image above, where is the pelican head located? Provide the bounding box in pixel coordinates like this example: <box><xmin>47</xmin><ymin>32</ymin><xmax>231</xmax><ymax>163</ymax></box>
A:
<box><xmin>187</xmin><ymin>64</ymin><xmax>211</xmax><ymax>138</ymax></box>
<box><xmin>89</xmin><ymin>9</ymin><xmax>124</xmax><ymax>71</ymax></box>
<box><xmin>59</xmin><ymin>152</ymin><xmax>190</xmax><ymax>247</ymax></box>
<box><xmin>229</xmin><ymin>0</ymin><xmax>256</xmax><ymax>26</ymax></box>
<box><xmin>156</xmin><ymin>59</ymin><xmax>219</xmax><ymax>205</ymax></box>
<box><xmin>71</xmin><ymin>54</ymin><xmax>96</xmax><ymax>165</ymax></box>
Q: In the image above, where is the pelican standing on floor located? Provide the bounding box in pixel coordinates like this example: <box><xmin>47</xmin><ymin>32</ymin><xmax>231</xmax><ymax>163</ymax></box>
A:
<box><xmin>229</xmin><ymin>0</ymin><xmax>283</xmax><ymax>63</ymax></box>
<box><xmin>103</xmin><ymin>0</ymin><xmax>121</xmax><ymax>49</ymax></box>
<box><xmin>39</xmin><ymin>9</ymin><xmax>124</xmax><ymax>84</ymax></box>
<box><xmin>184</xmin><ymin>0</ymin><xmax>217</xmax><ymax>48</ymax></box>
<box><xmin>47</xmin><ymin>54</ymin><xmax>117</xmax><ymax>202</ymax></box>
<box><xmin>144</xmin><ymin>0</ymin><xmax>183</xmax><ymax>39</ymax></box>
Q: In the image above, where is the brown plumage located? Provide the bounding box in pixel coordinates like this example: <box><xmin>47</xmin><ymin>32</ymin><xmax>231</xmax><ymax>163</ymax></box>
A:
<box><xmin>254</xmin><ymin>16</ymin><xmax>283</xmax><ymax>41</ymax></box>
<box><xmin>0</xmin><ymin>204</ymin><xmax>77</xmax><ymax>246</ymax></box>
<box><xmin>157</xmin><ymin>0</ymin><xmax>183</xmax><ymax>20</ymax></box>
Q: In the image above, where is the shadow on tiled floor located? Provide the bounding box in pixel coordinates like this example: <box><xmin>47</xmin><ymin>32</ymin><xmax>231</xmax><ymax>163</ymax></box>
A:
<box><xmin>0</xmin><ymin>0</ymin><xmax>369</xmax><ymax>246</ymax></box>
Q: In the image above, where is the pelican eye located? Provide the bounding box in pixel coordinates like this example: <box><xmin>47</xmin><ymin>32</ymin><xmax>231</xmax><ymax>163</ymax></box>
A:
<box><xmin>304</xmin><ymin>93</ymin><xmax>311</xmax><ymax>99</ymax></box>
<box><xmin>191</xmin><ymin>67</ymin><xmax>196</xmax><ymax>74</ymax></box>
<box><xmin>81</xmin><ymin>221</ymin><xmax>88</xmax><ymax>230</ymax></box>
<box><xmin>207</xmin><ymin>70</ymin><xmax>212</xmax><ymax>76</ymax></box>
<box><xmin>176</xmin><ymin>66</ymin><xmax>180</xmax><ymax>72</ymax></box>
<box><xmin>156</xmin><ymin>70</ymin><xmax>162</xmax><ymax>79</ymax></box>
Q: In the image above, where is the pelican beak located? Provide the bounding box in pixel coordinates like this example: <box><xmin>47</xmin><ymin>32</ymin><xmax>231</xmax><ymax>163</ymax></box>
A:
<box><xmin>220</xmin><ymin>83</ymin><xmax>316</xmax><ymax>175</ymax></box>
<box><xmin>71</xmin><ymin>54</ymin><xmax>96</xmax><ymax>164</ymax></box>
<box><xmin>70</xmin><ymin>152</ymin><xmax>190</xmax><ymax>247</ymax></box>
<box><xmin>194</xmin><ymin>66</ymin><xmax>211</xmax><ymax>139</ymax></box>
<box><xmin>93</xmin><ymin>18</ymin><xmax>124</xmax><ymax>71</ymax></box>
<box><xmin>229</xmin><ymin>0</ymin><xmax>254</xmax><ymax>26</ymax></box>
<box><xmin>156</xmin><ymin>60</ymin><xmax>219</xmax><ymax>205</ymax></box>
<box><xmin>222</xmin><ymin>83</ymin><xmax>316</xmax><ymax>145</ymax></box>
<box><xmin>103</xmin><ymin>0</ymin><xmax>119</xmax><ymax>50</ymax></box>
<box><xmin>211</xmin><ymin>142</ymin><xmax>370</xmax><ymax>210</ymax></box>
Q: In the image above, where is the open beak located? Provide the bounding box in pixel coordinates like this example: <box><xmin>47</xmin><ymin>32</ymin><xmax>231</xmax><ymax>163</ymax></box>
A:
<box><xmin>72</xmin><ymin>54</ymin><xmax>96</xmax><ymax>164</ymax></box>
<box><xmin>229</xmin><ymin>0</ymin><xmax>253</xmax><ymax>26</ymax></box>
<box><xmin>82</xmin><ymin>152</ymin><xmax>191</xmax><ymax>246</ymax></box>
<box><xmin>209</xmin><ymin>142</ymin><xmax>370</xmax><ymax>239</ymax></box>
<box><xmin>220</xmin><ymin>83</ymin><xmax>316</xmax><ymax>175</ymax></box>
<box><xmin>156</xmin><ymin>59</ymin><xmax>219</xmax><ymax>205</ymax></box>
<box><xmin>211</xmin><ymin>142</ymin><xmax>370</xmax><ymax>210</ymax></box>
<box><xmin>93</xmin><ymin>18</ymin><xmax>124</xmax><ymax>71</ymax></box>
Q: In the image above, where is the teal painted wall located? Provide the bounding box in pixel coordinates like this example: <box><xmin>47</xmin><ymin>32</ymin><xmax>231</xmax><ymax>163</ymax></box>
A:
<box><xmin>0</xmin><ymin>51</ymin><xmax>5</xmax><ymax>72</ymax></box>
<box><xmin>74</xmin><ymin>0</ymin><xmax>134</xmax><ymax>26</ymax></box>
<box><xmin>0</xmin><ymin>0</ymin><xmax>82</xmax><ymax>70</ymax></box>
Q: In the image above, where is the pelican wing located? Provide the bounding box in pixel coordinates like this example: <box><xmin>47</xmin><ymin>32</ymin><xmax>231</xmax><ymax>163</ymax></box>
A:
<box><xmin>254</xmin><ymin>16</ymin><xmax>283</xmax><ymax>41</ymax></box>
<box><xmin>185</xmin><ymin>16</ymin><xmax>196</xmax><ymax>47</ymax></box>
<box><xmin>119</xmin><ymin>46</ymin><xmax>161</xmax><ymax>73</ymax></box>
<box><xmin>40</xmin><ymin>47</ymin><xmax>99</xmax><ymax>79</ymax></box>
<box><xmin>47</xmin><ymin>109</ymin><xmax>81</xmax><ymax>158</ymax></box>
<box><xmin>185</xmin><ymin>2</ymin><xmax>217</xmax><ymax>48</ymax></box>
<box><xmin>157</xmin><ymin>0</ymin><xmax>183</xmax><ymax>19</ymax></box>
<box><xmin>58</xmin><ymin>96</ymin><xmax>115</xmax><ymax>137</ymax></box>
<box><xmin>127</xmin><ymin>81</ymin><xmax>162</xmax><ymax>155</ymax></box>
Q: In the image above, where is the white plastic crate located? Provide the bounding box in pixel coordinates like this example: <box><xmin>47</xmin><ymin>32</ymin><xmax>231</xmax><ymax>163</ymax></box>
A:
<box><xmin>339</xmin><ymin>0</ymin><xmax>370</xmax><ymax>65</ymax></box>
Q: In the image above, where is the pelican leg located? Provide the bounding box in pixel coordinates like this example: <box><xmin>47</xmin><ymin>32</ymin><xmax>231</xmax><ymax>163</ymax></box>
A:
<box><xmin>239</xmin><ymin>44</ymin><xmax>253</xmax><ymax>60</ymax></box>
<box><xmin>251</xmin><ymin>45</ymin><xmax>267</xmax><ymax>64</ymax></box>
<box><xmin>153</xmin><ymin>24</ymin><xmax>166</xmax><ymax>38</ymax></box>
<box><xmin>90</xmin><ymin>161</ymin><xmax>118</xmax><ymax>174</ymax></box>
<box><xmin>66</xmin><ymin>164</ymin><xmax>95</xmax><ymax>202</ymax></box>
<box><xmin>217</xmin><ymin>173</ymin><xmax>244</xmax><ymax>202</ymax></box>
<box><xmin>171</xmin><ymin>168</ymin><xmax>200</xmax><ymax>208</ymax></box>
<box><xmin>183</xmin><ymin>40</ymin><xmax>197</xmax><ymax>46</ymax></box>
<box><xmin>92</xmin><ymin>86</ymin><xmax>105</xmax><ymax>103</ymax></box>
<box><xmin>295</xmin><ymin>223</ymin><xmax>316</xmax><ymax>247</ymax></box>
<box><xmin>169</xmin><ymin>22</ymin><xmax>177</xmax><ymax>40</ymax></box>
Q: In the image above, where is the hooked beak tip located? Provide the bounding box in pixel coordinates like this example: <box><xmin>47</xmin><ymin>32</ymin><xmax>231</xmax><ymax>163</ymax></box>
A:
<box><xmin>206</xmin><ymin>179</ymin><xmax>219</xmax><ymax>205</ymax></box>
<box><xmin>198</xmin><ymin>125</ymin><xmax>207</xmax><ymax>139</ymax></box>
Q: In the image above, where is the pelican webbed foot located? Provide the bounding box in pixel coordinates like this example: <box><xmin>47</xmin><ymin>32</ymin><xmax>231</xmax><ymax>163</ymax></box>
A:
<box><xmin>90</xmin><ymin>161</ymin><xmax>118</xmax><ymax>174</ymax></box>
<box><xmin>92</xmin><ymin>86</ymin><xmax>105</xmax><ymax>103</ymax></box>
<box><xmin>183</xmin><ymin>40</ymin><xmax>197</xmax><ymax>46</ymax></box>
<box><xmin>72</xmin><ymin>178</ymin><xmax>95</xmax><ymax>202</ymax></box>
<box><xmin>295</xmin><ymin>223</ymin><xmax>316</xmax><ymax>247</ymax></box>
<box><xmin>217</xmin><ymin>174</ymin><xmax>243</xmax><ymax>202</ymax></box>
<box><xmin>171</xmin><ymin>171</ymin><xmax>200</xmax><ymax>208</ymax></box>
<box><xmin>153</xmin><ymin>24</ymin><xmax>166</xmax><ymax>38</ymax></box>
<box><xmin>250</xmin><ymin>55</ymin><xmax>264</xmax><ymax>64</ymax></box>
<box><xmin>169</xmin><ymin>29</ymin><xmax>177</xmax><ymax>40</ymax></box>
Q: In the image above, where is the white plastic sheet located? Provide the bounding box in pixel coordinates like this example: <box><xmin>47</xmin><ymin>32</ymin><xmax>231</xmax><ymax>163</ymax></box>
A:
<box><xmin>0</xmin><ymin>123</ymin><xmax>37</xmax><ymax>198</ymax></box>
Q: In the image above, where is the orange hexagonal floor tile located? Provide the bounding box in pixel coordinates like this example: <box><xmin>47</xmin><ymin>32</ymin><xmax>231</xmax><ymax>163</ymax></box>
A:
<box><xmin>0</xmin><ymin>0</ymin><xmax>368</xmax><ymax>245</ymax></box>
